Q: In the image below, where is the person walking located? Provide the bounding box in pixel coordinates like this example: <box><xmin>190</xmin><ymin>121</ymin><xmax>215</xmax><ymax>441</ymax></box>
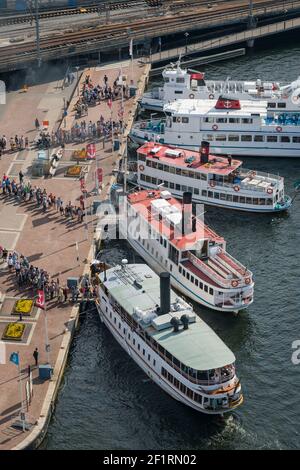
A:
<box><xmin>63</xmin><ymin>286</ymin><xmax>68</xmax><ymax>302</ymax></box>
<box><xmin>19</xmin><ymin>170</ymin><xmax>24</xmax><ymax>184</ymax></box>
<box><xmin>35</xmin><ymin>118</ymin><xmax>40</xmax><ymax>130</ymax></box>
<box><xmin>33</xmin><ymin>347</ymin><xmax>39</xmax><ymax>367</ymax></box>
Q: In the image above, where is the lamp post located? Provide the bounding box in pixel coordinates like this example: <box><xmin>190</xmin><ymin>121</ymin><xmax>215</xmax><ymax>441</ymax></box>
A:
<box><xmin>75</xmin><ymin>66</ymin><xmax>80</xmax><ymax>96</ymax></box>
<box><xmin>184</xmin><ymin>32</ymin><xmax>189</xmax><ymax>54</ymax></box>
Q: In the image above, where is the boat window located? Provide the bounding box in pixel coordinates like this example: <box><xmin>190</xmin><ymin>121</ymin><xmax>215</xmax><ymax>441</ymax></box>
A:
<box><xmin>195</xmin><ymin>279</ymin><xmax>199</xmax><ymax>286</ymax></box>
<box><xmin>139</xmin><ymin>154</ymin><xmax>146</xmax><ymax>162</ymax></box>
<box><xmin>158</xmin><ymin>163</ymin><xmax>163</xmax><ymax>170</ymax></box>
<box><xmin>241</xmin><ymin>135</ymin><xmax>252</xmax><ymax>142</ymax></box>
<box><xmin>109</xmin><ymin>312</ymin><xmax>112</xmax><ymax>318</ymax></box>
<box><xmin>179</xmin><ymin>265</ymin><xmax>182</xmax><ymax>274</ymax></box>
<box><xmin>164</xmin><ymin>77</ymin><xmax>170</xmax><ymax>83</ymax></box>
<box><xmin>153</xmin><ymin>359</ymin><xmax>156</xmax><ymax>366</ymax></box>
<box><xmin>182</xmin><ymin>117</ymin><xmax>189</xmax><ymax>123</ymax></box>
<box><xmin>151</xmin><ymin>177</ymin><xmax>157</xmax><ymax>185</ymax></box>
<box><xmin>202</xmin><ymin>190</ymin><xmax>207</xmax><ymax>197</ymax></box>
<box><xmin>176</xmin><ymin>168</ymin><xmax>182</xmax><ymax>175</ymax></box>
<box><xmin>220</xmin><ymin>193</ymin><xmax>226</xmax><ymax>200</ymax></box>
<box><xmin>146</xmin><ymin>160</ymin><xmax>152</xmax><ymax>167</ymax></box>
<box><xmin>191</xmin><ymin>275</ymin><xmax>194</xmax><ymax>283</ymax></box>
<box><xmin>170</xmin><ymin>182</ymin><xmax>175</xmax><ymax>189</ymax></box>
<box><xmin>138</xmin><ymin>344</ymin><xmax>140</xmax><ymax>351</ymax></box>
<box><xmin>240</xmin><ymin>196</ymin><xmax>246</xmax><ymax>203</ymax></box>
<box><xmin>233</xmin><ymin>195</ymin><xmax>239</xmax><ymax>202</ymax></box>
<box><xmin>204</xmin><ymin>117</ymin><xmax>214</xmax><ymax>123</ymax></box>
<box><xmin>280</xmin><ymin>136</ymin><xmax>290</xmax><ymax>143</ymax></box>
<box><xmin>140</xmin><ymin>174</ymin><xmax>145</xmax><ymax>181</ymax></box>
<box><xmin>216</xmin><ymin>134</ymin><xmax>226</xmax><ymax>141</ymax></box>
<box><xmin>267</xmin><ymin>135</ymin><xmax>278</xmax><ymax>142</ymax></box>
<box><xmin>152</xmin><ymin>161</ymin><xmax>158</xmax><ymax>169</ymax></box>
<box><xmin>278</xmin><ymin>102</ymin><xmax>286</xmax><ymax>108</ymax></box>
<box><xmin>182</xmin><ymin>185</ymin><xmax>187</xmax><ymax>192</ymax></box>
<box><xmin>204</xmin><ymin>285</ymin><xmax>208</xmax><ymax>292</ymax></box>
<box><xmin>293</xmin><ymin>137</ymin><xmax>300</xmax><ymax>143</ymax></box>
<box><xmin>182</xmin><ymin>269</ymin><xmax>186</xmax><ymax>277</ymax></box>
<box><xmin>216</xmin><ymin>118</ymin><xmax>227</xmax><ymax>123</ymax></box>
<box><xmin>226</xmin><ymin>194</ymin><xmax>233</xmax><ymax>201</ymax></box>
<box><xmin>194</xmin><ymin>188</ymin><xmax>199</xmax><ymax>195</ymax></box>
<box><xmin>176</xmin><ymin>184</ymin><xmax>181</xmax><ymax>191</ymax></box>
<box><xmin>266</xmin><ymin>198</ymin><xmax>273</xmax><ymax>205</ymax></box>
<box><xmin>259</xmin><ymin>198</ymin><xmax>265</xmax><ymax>205</ymax></box>
<box><xmin>254</xmin><ymin>135</ymin><xmax>264</xmax><ymax>142</ymax></box>
<box><xmin>164</xmin><ymin>239</ymin><xmax>167</xmax><ymax>248</ymax></box>
<box><xmin>208</xmin><ymin>191</ymin><xmax>213</xmax><ymax>198</ymax></box>
<box><xmin>242</xmin><ymin>118</ymin><xmax>253</xmax><ymax>124</ymax></box>
<box><xmin>172</xmin><ymin>117</ymin><xmax>177</xmax><ymax>123</ymax></box>
<box><xmin>163</xmin><ymin>164</ymin><xmax>170</xmax><ymax>172</ymax></box>
<box><xmin>188</xmin><ymin>171</ymin><xmax>195</xmax><ymax>178</ymax></box>
<box><xmin>246</xmin><ymin>197</ymin><xmax>252</xmax><ymax>204</ymax></box>
<box><xmin>205</xmin><ymin>134</ymin><xmax>214</xmax><ymax>141</ymax></box>
<box><xmin>174</xmin><ymin>90</ymin><xmax>183</xmax><ymax>94</ymax></box>
<box><xmin>169</xmin><ymin>166</ymin><xmax>175</xmax><ymax>174</ymax></box>
<box><xmin>188</xmin><ymin>186</ymin><xmax>193</xmax><ymax>193</ymax></box>
<box><xmin>268</xmin><ymin>102</ymin><xmax>276</xmax><ymax>108</ymax></box>
<box><xmin>186</xmin><ymin>272</ymin><xmax>190</xmax><ymax>280</ymax></box>
<box><xmin>114</xmin><ymin>317</ymin><xmax>116</xmax><ymax>324</ymax></box>
<box><xmin>209</xmin><ymin>288</ymin><xmax>213</xmax><ymax>295</ymax></box>
<box><xmin>229</xmin><ymin>117</ymin><xmax>240</xmax><ymax>123</ymax></box>
<box><xmin>228</xmin><ymin>134</ymin><xmax>239</xmax><ymax>141</ymax></box>
<box><xmin>214</xmin><ymin>192</ymin><xmax>220</xmax><ymax>199</ymax></box>
<box><xmin>180</xmin><ymin>383</ymin><xmax>186</xmax><ymax>394</ymax></box>
<box><xmin>253</xmin><ymin>198</ymin><xmax>259</xmax><ymax>205</ymax></box>
<box><xmin>200</xmin><ymin>282</ymin><xmax>203</xmax><ymax>289</ymax></box>
<box><xmin>182</xmin><ymin>169</ymin><xmax>189</xmax><ymax>177</ymax></box>
<box><xmin>176</xmin><ymin>77</ymin><xmax>185</xmax><ymax>83</ymax></box>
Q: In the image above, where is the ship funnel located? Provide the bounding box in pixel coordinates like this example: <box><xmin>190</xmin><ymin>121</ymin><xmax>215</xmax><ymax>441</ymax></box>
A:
<box><xmin>160</xmin><ymin>272</ymin><xmax>170</xmax><ymax>315</ymax></box>
<box><xmin>200</xmin><ymin>140</ymin><xmax>210</xmax><ymax>164</ymax></box>
<box><xmin>182</xmin><ymin>191</ymin><xmax>192</xmax><ymax>236</ymax></box>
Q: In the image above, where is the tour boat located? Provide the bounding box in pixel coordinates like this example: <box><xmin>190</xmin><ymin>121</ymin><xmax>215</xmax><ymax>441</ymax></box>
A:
<box><xmin>134</xmin><ymin>141</ymin><xmax>291</xmax><ymax>213</ymax></box>
<box><xmin>131</xmin><ymin>95</ymin><xmax>300</xmax><ymax>157</ymax></box>
<box><xmin>97</xmin><ymin>261</ymin><xmax>243</xmax><ymax>414</ymax></box>
<box><xmin>111</xmin><ymin>188</ymin><xmax>254</xmax><ymax>312</ymax></box>
<box><xmin>140</xmin><ymin>61</ymin><xmax>300</xmax><ymax>113</ymax></box>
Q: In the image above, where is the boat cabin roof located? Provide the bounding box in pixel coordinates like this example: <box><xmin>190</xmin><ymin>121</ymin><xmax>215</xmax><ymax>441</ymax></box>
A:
<box><xmin>164</xmin><ymin>98</ymin><xmax>268</xmax><ymax>117</ymax></box>
<box><xmin>137</xmin><ymin>142</ymin><xmax>242</xmax><ymax>176</ymax></box>
<box><xmin>100</xmin><ymin>264</ymin><xmax>235</xmax><ymax>370</ymax></box>
<box><xmin>127</xmin><ymin>189</ymin><xmax>224</xmax><ymax>250</ymax></box>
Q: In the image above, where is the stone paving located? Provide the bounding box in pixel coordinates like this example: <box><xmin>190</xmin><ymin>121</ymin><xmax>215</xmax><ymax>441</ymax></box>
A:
<box><xmin>0</xmin><ymin>59</ymin><xmax>149</xmax><ymax>449</ymax></box>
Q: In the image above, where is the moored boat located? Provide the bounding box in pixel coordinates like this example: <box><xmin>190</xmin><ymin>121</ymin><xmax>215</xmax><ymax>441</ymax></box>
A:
<box><xmin>96</xmin><ymin>261</ymin><xmax>243</xmax><ymax>414</ymax></box>
<box><xmin>134</xmin><ymin>140</ymin><xmax>291</xmax><ymax>212</ymax></box>
<box><xmin>112</xmin><ymin>188</ymin><xmax>254</xmax><ymax>312</ymax></box>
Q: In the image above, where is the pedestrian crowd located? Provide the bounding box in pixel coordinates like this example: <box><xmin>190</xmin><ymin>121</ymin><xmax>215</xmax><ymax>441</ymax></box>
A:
<box><xmin>1</xmin><ymin>171</ymin><xmax>86</xmax><ymax>222</ymax></box>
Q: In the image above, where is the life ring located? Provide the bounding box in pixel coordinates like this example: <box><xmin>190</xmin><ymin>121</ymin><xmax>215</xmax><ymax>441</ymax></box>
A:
<box><xmin>234</xmin><ymin>185</ymin><xmax>240</xmax><ymax>192</ymax></box>
<box><xmin>189</xmin><ymin>93</ymin><xmax>195</xmax><ymax>99</ymax></box>
<box><xmin>245</xmin><ymin>277</ymin><xmax>251</xmax><ymax>285</ymax></box>
<box><xmin>209</xmin><ymin>93</ymin><xmax>214</xmax><ymax>100</ymax></box>
<box><xmin>176</xmin><ymin>117</ymin><xmax>181</xmax><ymax>123</ymax></box>
<box><xmin>209</xmin><ymin>180</ymin><xmax>216</xmax><ymax>187</ymax></box>
<box><xmin>212</xmin><ymin>124</ymin><xmax>218</xmax><ymax>131</ymax></box>
<box><xmin>139</xmin><ymin>164</ymin><xmax>145</xmax><ymax>172</ymax></box>
<box><xmin>267</xmin><ymin>187</ymin><xmax>273</xmax><ymax>194</ymax></box>
<box><xmin>276</xmin><ymin>126</ymin><xmax>282</xmax><ymax>132</ymax></box>
<box><xmin>231</xmin><ymin>280</ymin><xmax>239</xmax><ymax>288</ymax></box>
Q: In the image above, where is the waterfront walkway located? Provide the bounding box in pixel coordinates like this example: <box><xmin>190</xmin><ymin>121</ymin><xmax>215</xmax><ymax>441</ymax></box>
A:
<box><xmin>0</xmin><ymin>59</ymin><xmax>149</xmax><ymax>449</ymax></box>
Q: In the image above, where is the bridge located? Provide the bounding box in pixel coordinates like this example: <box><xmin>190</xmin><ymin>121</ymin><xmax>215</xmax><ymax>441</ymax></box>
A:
<box><xmin>150</xmin><ymin>15</ymin><xmax>300</xmax><ymax>64</ymax></box>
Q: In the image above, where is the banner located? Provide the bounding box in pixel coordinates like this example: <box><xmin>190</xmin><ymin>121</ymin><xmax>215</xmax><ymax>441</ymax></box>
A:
<box><xmin>36</xmin><ymin>290</ymin><xmax>45</xmax><ymax>310</ymax></box>
<box><xmin>86</xmin><ymin>143</ymin><xmax>96</xmax><ymax>160</ymax></box>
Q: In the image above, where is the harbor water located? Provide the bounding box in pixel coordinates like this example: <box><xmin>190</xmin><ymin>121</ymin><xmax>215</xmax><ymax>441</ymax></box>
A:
<box><xmin>44</xmin><ymin>37</ymin><xmax>300</xmax><ymax>450</ymax></box>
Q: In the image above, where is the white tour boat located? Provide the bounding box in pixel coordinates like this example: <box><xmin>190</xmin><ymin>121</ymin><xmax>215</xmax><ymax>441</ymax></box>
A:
<box><xmin>131</xmin><ymin>95</ymin><xmax>300</xmax><ymax>157</ymax></box>
<box><xmin>141</xmin><ymin>61</ymin><xmax>300</xmax><ymax>113</ymax></box>
<box><xmin>112</xmin><ymin>188</ymin><xmax>254</xmax><ymax>312</ymax></box>
<box><xmin>97</xmin><ymin>261</ymin><xmax>243</xmax><ymax>414</ymax></box>
<box><xmin>135</xmin><ymin>140</ymin><xmax>291</xmax><ymax>212</ymax></box>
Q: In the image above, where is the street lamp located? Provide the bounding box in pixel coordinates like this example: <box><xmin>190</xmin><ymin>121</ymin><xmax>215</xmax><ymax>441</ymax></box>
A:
<box><xmin>184</xmin><ymin>32</ymin><xmax>189</xmax><ymax>54</ymax></box>
<box><xmin>75</xmin><ymin>66</ymin><xmax>80</xmax><ymax>96</ymax></box>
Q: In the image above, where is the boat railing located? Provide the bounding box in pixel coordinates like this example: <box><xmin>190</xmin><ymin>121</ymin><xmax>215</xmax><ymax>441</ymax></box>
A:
<box><xmin>217</xmin><ymin>249</ymin><xmax>251</xmax><ymax>279</ymax></box>
<box><xmin>240</xmin><ymin>168</ymin><xmax>282</xmax><ymax>181</ymax></box>
<box><xmin>187</xmin><ymin>252</ymin><xmax>232</xmax><ymax>288</ymax></box>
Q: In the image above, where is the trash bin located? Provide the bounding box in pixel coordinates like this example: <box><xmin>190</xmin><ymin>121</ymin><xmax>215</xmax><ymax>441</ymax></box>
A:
<box><xmin>39</xmin><ymin>364</ymin><xmax>53</xmax><ymax>380</ymax></box>
<box><xmin>129</xmin><ymin>86</ymin><xmax>137</xmax><ymax>97</ymax></box>
<box><xmin>113</xmin><ymin>139</ymin><xmax>120</xmax><ymax>151</ymax></box>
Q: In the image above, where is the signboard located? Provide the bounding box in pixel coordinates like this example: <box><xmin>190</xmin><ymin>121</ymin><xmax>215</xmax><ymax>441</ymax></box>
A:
<box><xmin>86</xmin><ymin>143</ymin><xmax>96</xmax><ymax>160</ymax></box>
<box><xmin>36</xmin><ymin>290</ymin><xmax>45</xmax><ymax>310</ymax></box>
<box><xmin>96</xmin><ymin>168</ymin><xmax>103</xmax><ymax>184</ymax></box>
<box><xmin>42</xmin><ymin>120</ymin><xmax>49</xmax><ymax>128</ymax></box>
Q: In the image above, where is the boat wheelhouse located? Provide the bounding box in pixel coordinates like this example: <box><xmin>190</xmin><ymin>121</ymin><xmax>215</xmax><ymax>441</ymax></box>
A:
<box><xmin>114</xmin><ymin>188</ymin><xmax>254</xmax><ymax>312</ymax></box>
<box><xmin>97</xmin><ymin>262</ymin><xmax>243</xmax><ymax>414</ymax></box>
<box><xmin>131</xmin><ymin>96</ymin><xmax>300</xmax><ymax>157</ymax></box>
<box><xmin>141</xmin><ymin>61</ymin><xmax>300</xmax><ymax>113</ymax></box>
<box><xmin>135</xmin><ymin>141</ymin><xmax>291</xmax><ymax>212</ymax></box>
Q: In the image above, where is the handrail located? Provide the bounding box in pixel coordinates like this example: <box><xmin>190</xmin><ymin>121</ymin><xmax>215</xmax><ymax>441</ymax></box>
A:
<box><xmin>217</xmin><ymin>249</ymin><xmax>251</xmax><ymax>277</ymax></box>
<box><xmin>187</xmin><ymin>251</ymin><xmax>232</xmax><ymax>288</ymax></box>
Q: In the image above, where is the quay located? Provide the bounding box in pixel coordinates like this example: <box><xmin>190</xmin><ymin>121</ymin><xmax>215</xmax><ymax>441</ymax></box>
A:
<box><xmin>0</xmin><ymin>59</ymin><xmax>150</xmax><ymax>449</ymax></box>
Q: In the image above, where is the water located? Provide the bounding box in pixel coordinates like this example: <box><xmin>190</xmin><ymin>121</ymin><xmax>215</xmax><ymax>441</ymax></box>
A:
<box><xmin>45</xmin><ymin>38</ymin><xmax>300</xmax><ymax>450</ymax></box>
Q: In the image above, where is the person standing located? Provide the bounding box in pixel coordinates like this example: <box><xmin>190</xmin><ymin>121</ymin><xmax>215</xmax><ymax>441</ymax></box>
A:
<box><xmin>19</xmin><ymin>170</ymin><xmax>24</xmax><ymax>184</ymax></box>
<box><xmin>33</xmin><ymin>347</ymin><xmax>39</xmax><ymax>367</ymax></box>
<box><xmin>35</xmin><ymin>118</ymin><xmax>40</xmax><ymax>130</ymax></box>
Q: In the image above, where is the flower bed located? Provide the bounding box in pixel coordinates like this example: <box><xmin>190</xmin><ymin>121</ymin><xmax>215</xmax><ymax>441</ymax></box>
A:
<box><xmin>65</xmin><ymin>165</ymin><xmax>82</xmax><ymax>177</ymax></box>
<box><xmin>14</xmin><ymin>299</ymin><xmax>33</xmax><ymax>316</ymax></box>
<box><xmin>2</xmin><ymin>322</ymin><xmax>26</xmax><ymax>341</ymax></box>
<box><xmin>72</xmin><ymin>149</ymin><xmax>87</xmax><ymax>161</ymax></box>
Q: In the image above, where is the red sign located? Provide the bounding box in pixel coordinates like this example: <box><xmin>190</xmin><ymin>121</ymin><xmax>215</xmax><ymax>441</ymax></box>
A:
<box><xmin>96</xmin><ymin>168</ymin><xmax>103</xmax><ymax>184</ymax></box>
<box><xmin>80</xmin><ymin>178</ymin><xmax>86</xmax><ymax>192</ymax></box>
<box><xmin>36</xmin><ymin>290</ymin><xmax>45</xmax><ymax>309</ymax></box>
<box><xmin>86</xmin><ymin>143</ymin><xmax>96</xmax><ymax>160</ymax></box>
<box><xmin>42</xmin><ymin>120</ymin><xmax>49</xmax><ymax>128</ymax></box>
